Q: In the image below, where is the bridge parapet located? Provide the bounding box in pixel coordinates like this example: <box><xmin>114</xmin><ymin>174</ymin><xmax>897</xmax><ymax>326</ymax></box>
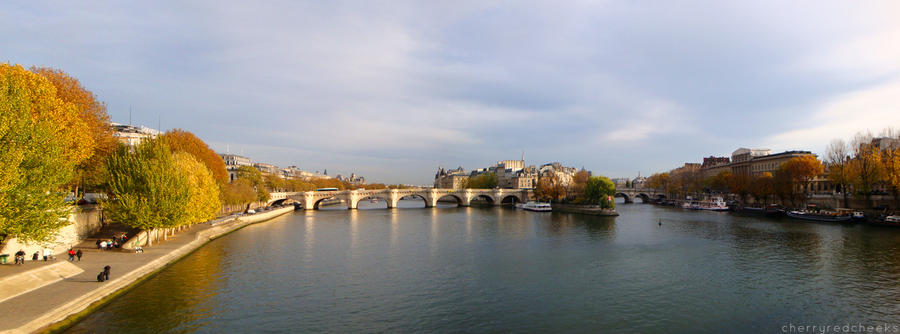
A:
<box><xmin>285</xmin><ymin>188</ymin><xmax>532</xmax><ymax>210</ymax></box>
<box><xmin>614</xmin><ymin>188</ymin><xmax>665</xmax><ymax>204</ymax></box>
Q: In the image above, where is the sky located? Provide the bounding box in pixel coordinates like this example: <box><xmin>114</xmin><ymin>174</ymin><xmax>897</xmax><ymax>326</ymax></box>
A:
<box><xmin>3</xmin><ymin>1</ymin><xmax>900</xmax><ymax>184</ymax></box>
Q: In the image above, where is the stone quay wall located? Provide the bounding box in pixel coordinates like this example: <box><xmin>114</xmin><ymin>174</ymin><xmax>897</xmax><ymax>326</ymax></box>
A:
<box><xmin>1</xmin><ymin>205</ymin><xmax>104</xmax><ymax>259</ymax></box>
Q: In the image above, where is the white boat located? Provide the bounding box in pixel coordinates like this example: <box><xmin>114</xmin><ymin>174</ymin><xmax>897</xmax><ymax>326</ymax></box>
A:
<box><xmin>518</xmin><ymin>201</ymin><xmax>552</xmax><ymax>212</ymax></box>
<box><xmin>886</xmin><ymin>215</ymin><xmax>900</xmax><ymax>223</ymax></box>
<box><xmin>699</xmin><ymin>197</ymin><xmax>729</xmax><ymax>211</ymax></box>
<box><xmin>786</xmin><ymin>210</ymin><xmax>853</xmax><ymax>222</ymax></box>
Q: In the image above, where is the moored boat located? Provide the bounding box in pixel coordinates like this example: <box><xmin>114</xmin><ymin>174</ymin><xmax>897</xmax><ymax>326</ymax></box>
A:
<box><xmin>518</xmin><ymin>201</ymin><xmax>552</xmax><ymax>212</ymax></box>
<box><xmin>739</xmin><ymin>204</ymin><xmax>783</xmax><ymax>216</ymax></box>
<box><xmin>868</xmin><ymin>215</ymin><xmax>900</xmax><ymax>227</ymax></box>
<box><xmin>786</xmin><ymin>210</ymin><xmax>853</xmax><ymax>222</ymax></box>
<box><xmin>699</xmin><ymin>197</ymin><xmax>729</xmax><ymax>211</ymax></box>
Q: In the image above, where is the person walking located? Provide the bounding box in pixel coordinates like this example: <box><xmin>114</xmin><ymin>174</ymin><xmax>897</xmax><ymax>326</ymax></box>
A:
<box><xmin>76</xmin><ymin>249</ymin><xmax>83</xmax><ymax>261</ymax></box>
<box><xmin>32</xmin><ymin>251</ymin><xmax>39</xmax><ymax>261</ymax></box>
<box><xmin>67</xmin><ymin>248</ymin><xmax>76</xmax><ymax>261</ymax></box>
<box><xmin>100</xmin><ymin>240</ymin><xmax>107</xmax><ymax>251</ymax></box>
<box><xmin>95</xmin><ymin>239</ymin><xmax>101</xmax><ymax>250</ymax></box>
<box><xmin>14</xmin><ymin>249</ymin><xmax>25</xmax><ymax>265</ymax></box>
<box><xmin>43</xmin><ymin>248</ymin><xmax>51</xmax><ymax>261</ymax></box>
<box><xmin>103</xmin><ymin>265</ymin><xmax>111</xmax><ymax>281</ymax></box>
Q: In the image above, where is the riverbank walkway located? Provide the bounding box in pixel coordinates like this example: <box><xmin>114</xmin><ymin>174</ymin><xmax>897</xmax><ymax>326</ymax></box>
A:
<box><xmin>0</xmin><ymin>206</ymin><xmax>294</xmax><ymax>333</ymax></box>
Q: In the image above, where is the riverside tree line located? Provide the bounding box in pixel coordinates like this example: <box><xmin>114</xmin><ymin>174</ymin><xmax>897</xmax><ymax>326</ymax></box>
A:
<box><xmin>462</xmin><ymin>170</ymin><xmax>617</xmax><ymax>209</ymax></box>
<box><xmin>0</xmin><ymin>63</ymin><xmax>404</xmax><ymax>247</ymax></box>
<box><xmin>644</xmin><ymin>130</ymin><xmax>900</xmax><ymax>209</ymax></box>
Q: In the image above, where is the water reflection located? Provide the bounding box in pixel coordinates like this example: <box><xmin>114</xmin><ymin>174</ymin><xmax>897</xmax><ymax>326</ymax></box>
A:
<box><xmin>68</xmin><ymin>204</ymin><xmax>900</xmax><ymax>333</ymax></box>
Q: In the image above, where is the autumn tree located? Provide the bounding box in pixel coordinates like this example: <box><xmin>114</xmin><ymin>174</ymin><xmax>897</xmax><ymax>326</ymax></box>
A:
<box><xmin>30</xmin><ymin>66</ymin><xmax>115</xmax><ymax>193</ymax></box>
<box><xmin>233</xmin><ymin>165</ymin><xmax>270</xmax><ymax>203</ymax></box>
<box><xmin>104</xmin><ymin>139</ymin><xmax>190</xmax><ymax>246</ymax></box>
<box><xmin>584</xmin><ymin>176</ymin><xmax>616</xmax><ymax>208</ymax></box>
<box><xmin>728</xmin><ymin>172</ymin><xmax>752</xmax><ymax>202</ymax></box>
<box><xmin>782</xmin><ymin>155</ymin><xmax>824</xmax><ymax>193</ymax></box>
<box><xmin>286</xmin><ymin>179</ymin><xmax>317</xmax><ymax>192</ymax></box>
<box><xmin>311</xmin><ymin>178</ymin><xmax>345</xmax><ymax>190</ymax></box>
<box><xmin>223</xmin><ymin>180</ymin><xmax>257</xmax><ymax>207</ymax></box>
<box><xmin>569</xmin><ymin>169</ymin><xmax>591</xmax><ymax>199</ymax></box>
<box><xmin>883</xmin><ymin>146</ymin><xmax>900</xmax><ymax>208</ymax></box>
<box><xmin>878</xmin><ymin>128</ymin><xmax>900</xmax><ymax>208</ymax></box>
<box><xmin>535</xmin><ymin>173</ymin><xmax>566</xmax><ymax>201</ymax></box>
<box><xmin>850</xmin><ymin>132</ymin><xmax>884</xmax><ymax>205</ymax></box>
<box><xmin>707</xmin><ymin>171</ymin><xmax>733</xmax><ymax>194</ymax></box>
<box><xmin>749</xmin><ymin>172</ymin><xmax>775</xmax><ymax>205</ymax></box>
<box><xmin>825</xmin><ymin>139</ymin><xmax>852</xmax><ymax>207</ymax></box>
<box><xmin>467</xmin><ymin>172</ymin><xmax>498</xmax><ymax>189</ymax></box>
<box><xmin>160</xmin><ymin>129</ymin><xmax>228</xmax><ymax>184</ymax></box>
<box><xmin>646</xmin><ymin>173</ymin><xmax>671</xmax><ymax>195</ymax></box>
<box><xmin>671</xmin><ymin>168</ymin><xmax>703</xmax><ymax>199</ymax></box>
<box><xmin>0</xmin><ymin>64</ymin><xmax>94</xmax><ymax>242</ymax></box>
<box><xmin>173</xmin><ymin>152</ymin><xmax>221</xmax><ymax>226</ymax></box>
<box><xmin>263</xmin><ymin>172</ymin><xmax>286</xmax><ymax>192</ymax></box>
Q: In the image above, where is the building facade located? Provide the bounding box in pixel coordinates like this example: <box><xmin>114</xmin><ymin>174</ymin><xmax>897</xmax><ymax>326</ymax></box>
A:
<box><xmin>110</xmin><ymin>123</ymin><xmax>160</xmax><ymax>147</ymax></box>
<box><xmin>253</xmin><ymin>162</ymin><xmax>280</xmax><ymax>175</ymax></box>
<box><xmin>434</xmin><ymin>167</ymin><xmax>469</xmax><ymax>189</ymax></box>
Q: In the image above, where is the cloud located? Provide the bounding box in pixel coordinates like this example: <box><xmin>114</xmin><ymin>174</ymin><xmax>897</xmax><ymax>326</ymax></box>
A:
<box><xmin>4</xmin><ymin>1</ymin><xmax>900</xmax><ymax>183</ymax></box>
<box><xmin>763</xmin><ymin>77</ymin><xmax>900</xmax><ymax>152</ymax></box>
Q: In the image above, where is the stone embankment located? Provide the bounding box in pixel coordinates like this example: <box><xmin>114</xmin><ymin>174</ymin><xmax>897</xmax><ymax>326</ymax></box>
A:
<box><xmin>0</xmin><ymin>205</ymin><xmax>104</xmax><ymax>262</ymax></box>
<box><xmin>0</xmin><ymin>206</ymin><xmax>295</xmax><ymax>334</ymax></box>
<box><xmin>551</xmin><ymin>203</ymin><xmax>619</xmax><ymax>216</ymax></box>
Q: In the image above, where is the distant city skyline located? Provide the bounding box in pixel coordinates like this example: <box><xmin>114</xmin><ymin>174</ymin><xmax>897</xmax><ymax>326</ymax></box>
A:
<box><xmin>4</xmin><ymin>1</ymin><xmax>900</xmax><ymax>184</ymax></box>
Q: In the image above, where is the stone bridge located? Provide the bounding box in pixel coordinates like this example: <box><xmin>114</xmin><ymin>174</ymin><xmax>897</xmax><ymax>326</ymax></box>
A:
<box><xmin>614</xmin><ymin>188</ymin><xmax>666</xmax><ymax>204</ymax></box>
<box><xmin>270</xmin><ymin>188</ymin><xmax>533</xmax><ymax>210</ymax></box>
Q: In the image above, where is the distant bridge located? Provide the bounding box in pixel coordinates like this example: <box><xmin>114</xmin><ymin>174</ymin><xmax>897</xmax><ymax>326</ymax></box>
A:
<box><xmin>269</xmin><ymin>188</ymin><xmax>533</xmax><ymax>210</ymax></box>
<box><xmin>614</xmin><ymin>188</ymin><xmax>665</xmax><ymax>204</ymax></box>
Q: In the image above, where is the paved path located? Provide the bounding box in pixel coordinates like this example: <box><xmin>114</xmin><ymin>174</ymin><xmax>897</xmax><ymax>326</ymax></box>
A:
<box><xmin>0</xmin><ymin>223</ymin><xmax>211</xmax><ymax>333</ymax></box>
<box><xmin>0</xmin><ymin>206</ymin><xmax>294</xmax><ymax>333</ymax></box>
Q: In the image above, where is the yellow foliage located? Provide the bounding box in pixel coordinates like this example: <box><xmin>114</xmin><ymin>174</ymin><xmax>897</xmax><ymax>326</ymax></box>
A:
<box><xmin>173</xmin><ymin>152</ymin><xmax>222</xmax><ymax>223</ymax></box>
<box><xmin>0</xmin><ymin>64</ymin><xmax>92</xmax><ymax>241</ymax></box>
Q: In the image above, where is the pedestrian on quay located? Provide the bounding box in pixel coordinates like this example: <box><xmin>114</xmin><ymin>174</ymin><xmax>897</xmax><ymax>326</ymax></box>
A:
<box><xmin>43</xmin><ymin>247</ymin><xmax>51</xmax><ymax>261</ymax></box>
<box><xmin>14</xmin><ymin>249</ymin><xmax>25</xmax><ymax>265</ymax></box>
<box><xmin>100</xmin><ymin>240</ymin><xmax>107</xmax><ymax>251</ymax></box>
<box><xmin>67</xmin><ymin>248</ymin><xmax>76</xmax><ymax>261</ymax></box>
<box><xmin>103</xmin><ymin>265</ymin><xmax>111</xmax><ymax>281</ymax></box>
<box><xmin>32</xmin><ymin>251</ymin><xmax>39</xmax><ymax>261</ymax></box>
<box><xmin>76</xmin><ymin>249</ymin><xmax>83</xmax><ymax>261</ymax></box>
<box><xmin>95</xmin><ymin>239</ymin><xmax>101</xmax><ymax>250</ymax></box>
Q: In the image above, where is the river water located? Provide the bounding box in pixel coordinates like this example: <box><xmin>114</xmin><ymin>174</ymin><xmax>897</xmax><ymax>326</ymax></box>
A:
<box><xmin>66</xmin><ymin>200</ymin><xmax>900</xmax><ymax>333</ymax></box>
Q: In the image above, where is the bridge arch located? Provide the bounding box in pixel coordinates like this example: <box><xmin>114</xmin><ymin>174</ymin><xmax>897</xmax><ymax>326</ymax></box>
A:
<box><xmin>470</xmin><ymin>194</ymin><xmax>495</xmax><ymax>205</ymax></box>
<box><xmin>435</xmin><ymin>194</ymin><xmax>463</xmax><ymax>206</ymax></box>
<box><xmin>500</xmin><ymin>194</ymin><xmax>522</xmax><ymax>205</ymax></box>
<box><xmin>635</xmin><ymin>193</ymin><xmax>651</xmax><ymax>203</ymax></box>
<box><xmin>399</xmin><ymin>194</ymin><xmax>428</xmax><ymax>208</ymax></box>
<box><xmin>313</xmin><ymin>197</ymin><xmax>348</xmax><ymax>210</ymax></box>
<box><xmin>355</xmin><ymin>195</ymin><xmax>392</xmax><ymax>209</ymax></box>
<box><xmin>614</xmin><ymin>192</ymin><xmax>632</xmax><ymax>204</ymax></box>
<box><xmin>269</xmin><ymin>198</ymin><xmax>291</xmax><ymax>206</ymax></box>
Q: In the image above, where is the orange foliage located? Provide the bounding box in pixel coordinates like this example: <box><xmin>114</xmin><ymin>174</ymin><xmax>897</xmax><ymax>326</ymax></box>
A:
<box><xmin>161</xmin><ymin>129</ymin><xmax>228</xmax><ymax>183</ymax></box>
<box><xmin>31</xmin><ymin>67</ymin><xmax>115</xmax><ymax>190</ymax></box>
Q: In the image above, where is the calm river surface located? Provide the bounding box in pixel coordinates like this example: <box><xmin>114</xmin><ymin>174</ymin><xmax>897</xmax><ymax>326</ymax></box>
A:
<box><xmin>67</xmin><ymin>200</ymin><xmax>900</xmax><ymax>333</ymax></box>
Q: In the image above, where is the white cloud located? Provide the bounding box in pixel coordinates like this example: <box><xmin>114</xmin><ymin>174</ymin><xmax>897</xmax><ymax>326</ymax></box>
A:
<box><xmin>763</xmin><ymin>77</ymin><xmax>900</xmax><ymax>152</ymax></box>
<box><xmin>794</xmin><ymin>27</ymin><xmax>900</xmax><ymax>81</ymax></box>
